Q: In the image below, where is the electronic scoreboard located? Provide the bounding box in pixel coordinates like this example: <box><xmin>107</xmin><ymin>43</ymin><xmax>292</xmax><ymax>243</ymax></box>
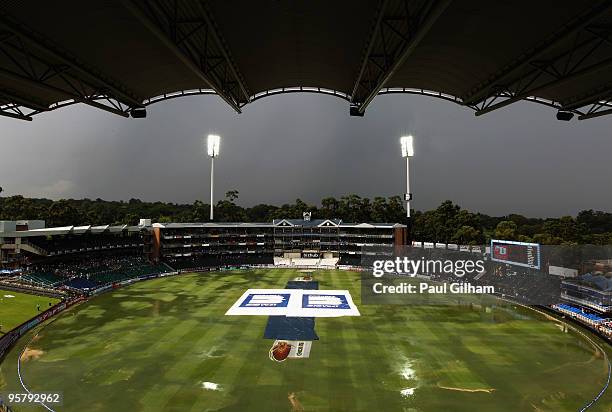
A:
<box><xmin>490</xmin><ymin>239</ymin><xmax>541</xmax><ymax>269</ymax></box>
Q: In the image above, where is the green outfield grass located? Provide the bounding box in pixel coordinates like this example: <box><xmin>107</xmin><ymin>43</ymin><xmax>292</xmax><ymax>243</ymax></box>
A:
<box><xmin>0</xmin><ymin>269</ymin><xmax>610</xmax><ymax>411</ymax></box>
<box><xmin>0</xmin><ymin>289</ymin><xmax>59</xmax><ymax>334</ymax></box>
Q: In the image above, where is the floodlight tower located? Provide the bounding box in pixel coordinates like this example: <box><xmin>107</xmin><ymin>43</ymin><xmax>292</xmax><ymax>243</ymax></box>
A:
<box><xmin>400</xmin><ymin>135</ymin><xmax>414</xmax><ymax>218</ymax></box>
<box><xmin>207</xmin><ymin>134</ymin><xmax>220</xmax><ymax>221</ymax></box>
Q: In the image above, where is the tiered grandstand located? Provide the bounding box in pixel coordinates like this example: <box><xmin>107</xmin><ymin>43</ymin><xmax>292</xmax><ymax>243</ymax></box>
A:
<box><xmin>3</xmin><ymin>255</ymin><xmax>171</xmax><ymax>292</ymax></box>
<box><xmin>150</xmin><ymin>214</ymin><xmax>406</xmax><ymax>270</ymax></box>
<box><xmin>20</xmin><ymin>270</ymin><xmax>65</xmax><ymax>287</ymax></box>
<box><xmin>4</xmin><ymin>216</ymin><xmax>612</xmax><ymax>347</ymax></box>
<box><xmin>152</xmin><ymin>222</ymin><xmax>275</xmax><ymax>269</ymax></box>
<box><xmin>0</xmin><ymin>220</ymin><xmax>172</xmax><ymax>293</ymax></box>
<box><xmin>61</xmin><ymin>256</ymin><xmax>170</xmax><ymax>291</ymax></box>
<box><xmin>0</xmin><ymin>220</ymin><xmax>145</xmax><ymax>265</ymax></box>
<box><xmin>272</xmin><ymin>216</ymin><xmax>404</xmax><ymax>262</ymax></box>
<box><xmin>561</xmin><ymin>272</ymin><xmax>612</xmax><ymax>313</ymax></box>
<box><xmin>28</xmin><ymin>230</ymin><xmax>143</xmax><ymax>256</ymax></box>
<box><xmin>0</xmin><ymin>215</ymin><xmax>406</xmax><ymax>292</ymax></box>
<box><xmin>553</xmin><ymin>303</ymin><xmax>607</xmax><ymax>327</ymax></box>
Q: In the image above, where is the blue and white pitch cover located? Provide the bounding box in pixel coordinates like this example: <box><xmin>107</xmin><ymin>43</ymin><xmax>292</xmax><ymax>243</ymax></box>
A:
<box><xmin>287</xmin><ymin>290</ymin><xmax>360</xmax><ymax>318</ymax></box>
<box><xmin>225</xmin><ymin>289</ymin><xmax>293</xmax><ymax>316</ymax></box>
<box><xmin>226</xmin><ymin>289</ymin><xmax>360</xmax><ymax>317</ymax></box>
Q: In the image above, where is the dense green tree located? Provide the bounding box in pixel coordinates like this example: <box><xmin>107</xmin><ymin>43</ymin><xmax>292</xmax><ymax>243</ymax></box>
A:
<box><xmin>370</xmin><ymin>197</ymin><xmax>388</xmax><ymax>222</ymax></box>
<box><xmin>583</xmin><ymin>233</ymin><xmax>612</xmax><ymax>245</ymax></box>
<box><xmin>542</xmin><ymin>216</ymin><xmax>585</xmax><ymax>243</ymax></box>
<box><xmin>320</xmin><ymin>197</ymin><xmax>340</xmax><ymax>219</ymax></box>
<box><xmin>1</xmin><ymin>194</ymin><xmax>611</xmax><ymax>245</ymax></box>
<box><xmin>532</xmin><ymin>232</ymin><xmax>563</xmax><ymax>245</ymax></box>
<box><xmin>577</xmin><ymin>210</ymin><xmax>612</xmax><ymax>234</ymax></box>
<box><xmin>452</xmin><ymin>225</ymin><xmax>481</xmax><ymax>245</ymax></box>
<box><xmin>212</xmin><ymin>191</ymin><xmax>247</xmax><ymax>222</ymax></box>
<box><xmin>494</xmin><ymin>221</ymin><xmax>517</xmax><ymax>240</ymax></box>
<box><xmin>191</xmin><ymin>200</ymin><xmax>209</xmax><ymax>222</ymax></box>
<box><xmin>246</xmin><ymin>204</ymin><xmax>278</xmax><ymax>222</ymax></box>
<box><xmin>225</xmin><ymin>190</ymin><xmax>239</xmax><ymax>203</ymax></box>
<box><xmin>386</xmin><ymin>196</ymin><xmax>407</xmax><ymax>224</ymax></box>
<box><xmin>47</xmin><ymin>200</ymin><xmax>81</xmax><ymax>227</ymax></box>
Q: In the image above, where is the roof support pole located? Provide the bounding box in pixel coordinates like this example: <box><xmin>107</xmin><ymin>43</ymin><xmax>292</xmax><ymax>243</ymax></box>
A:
<box><xmin>0</xmin><ymin>68</ymin><xmax>129</xmax><ymax>117</ymax></box>
<box><xmin>475</xmin><ymin>56</ymin><xmax>612</xmax><ymax>116</ymax></box>
<box><xmin>193</xmin><ymin>1</ymin><xmax>251</xmax><ymax>105</ymax></box>
<box><xmin>350</xmin><ymin>0</ymin><xmax>451</xmax><ymax>115</ymax></box>
<box><xmin>462</xmin><ymin>1</ymin><xmax>612</xmax><ymax>106</ymax></box>
<box><xmin>0</xmin><ymin>107</ymin><xmax>32</xmax><ymax>121</ymax></box>
<box><xmin>0</xmin><ymin>12</ymin><xmax>144</xmax><ymax>108</ymax></box>
<box><xmin>578</xmin><ymin>107</ymin><xmax>612</xmax><ymax>119</ymax></box>
<box><xmin>0</xmin><ymin>88</ymin><xmax>48</xmax><ymax>112</ymax></box>
<box><xmin>562</xmin><ymin>84</ymin><xmax>612</xmax><ymax>111</ymax></box>
<box><xmin>122</xmin><ymin>0</ymin><xmax>246</xmax><ymax>113</ymax></box>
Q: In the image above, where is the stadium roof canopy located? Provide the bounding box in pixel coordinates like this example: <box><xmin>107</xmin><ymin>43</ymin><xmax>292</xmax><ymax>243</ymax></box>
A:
<box><xmin>570</xmin><ymin>273</ymin><xmax>612</xmax><ymax>292</ymax></box>
<box><xmin>2</xmin><ymin>224</ymin><xmax>144</xmax><ymax>237</ymax></box>
<box><xmin>1</xmin><ymin>1</ymin><xmax>612</xmax><ymax>121</ymax></box>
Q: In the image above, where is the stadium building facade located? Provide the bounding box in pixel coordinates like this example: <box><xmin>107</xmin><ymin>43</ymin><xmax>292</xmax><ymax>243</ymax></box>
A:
<box><xmin>150</xmin><ymin>216</ymin><xmax>407</xmax><ymax>269</ymax></box>
<box><xmin>0</xmin><ymin>220</ymin><xmax>145</xmax><ymax>266</ymax></box>
<box><xmin>561</xmin><ymin>273</ymin><xmax>612</xmax><ymax>313</ymax></box>
<box><xmin>149</xmin><ymin>222</ymin><xmax>276</xmax><ymax>269</ymax></box>
<box><xmin>0</xmin><ymin>216</ymin><xmax>408</xmax><ymax>269</ymax></box>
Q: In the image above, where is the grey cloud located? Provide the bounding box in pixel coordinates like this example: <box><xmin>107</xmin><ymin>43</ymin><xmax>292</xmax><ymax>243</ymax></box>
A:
<box><xmin>0</xmin><ymin>93</ymin><xmax>610</xmax><ymax>217</ymax></box>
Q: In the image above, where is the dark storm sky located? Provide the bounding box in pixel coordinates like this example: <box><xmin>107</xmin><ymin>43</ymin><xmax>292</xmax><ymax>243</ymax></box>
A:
<box><xmin>0</xmin><ymin>93</ymin><xmax>610</xmax><ymax>217</ymax></box>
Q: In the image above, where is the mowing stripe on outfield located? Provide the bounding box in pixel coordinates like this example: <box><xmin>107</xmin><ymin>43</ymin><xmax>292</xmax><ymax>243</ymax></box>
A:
<box><xmin>4</xmin><ymin>269</ymin><xmax>612</xmax><ymax>412</ymax></box>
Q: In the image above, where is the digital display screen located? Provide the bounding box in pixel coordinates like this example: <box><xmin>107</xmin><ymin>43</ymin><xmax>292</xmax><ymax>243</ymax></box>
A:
<box><xmin>490</xmin><ymin>239</ymin><xmax>541</xmax><ymax>269</ymax></box>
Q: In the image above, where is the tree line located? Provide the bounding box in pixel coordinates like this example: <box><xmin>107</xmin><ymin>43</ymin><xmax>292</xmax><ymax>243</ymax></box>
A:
<box><xmin>1</xmin><ymin>192</ymin><xmax>611</xmax><ymax>245</ymax></box>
